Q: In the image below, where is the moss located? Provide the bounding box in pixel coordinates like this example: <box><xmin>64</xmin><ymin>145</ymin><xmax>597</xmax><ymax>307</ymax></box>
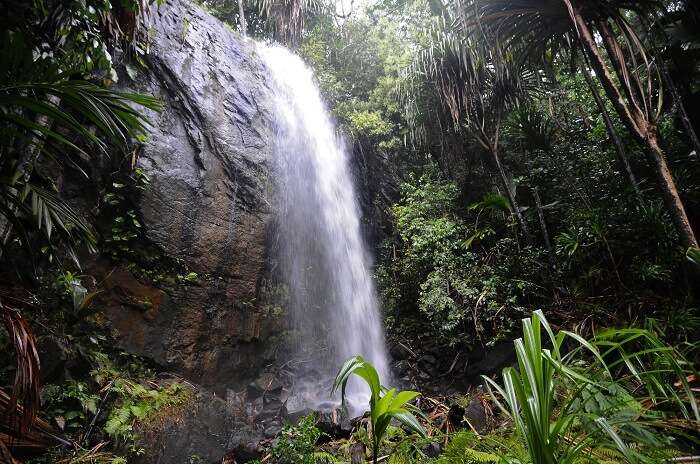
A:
<box><xmin>134</xmin><ymin>381</ymin><xmax>197</xmax><ymax>439</ymax></box>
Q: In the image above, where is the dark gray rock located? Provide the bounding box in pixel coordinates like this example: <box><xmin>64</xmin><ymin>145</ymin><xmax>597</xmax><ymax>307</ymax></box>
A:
<box><xmin>284</xmin><ymin>408</ymin><xmax>314</xmax><ymax>425</ymax></box>
<box><xmin>447</xmin><ymin>395</ymin><xmax>488</xmax><ymax>433</ymax></box>
<box><xmin>316</xmin><ymin>411</ymin><xmax>352</xmax><ymax>440</ymax></box>
<box><xmin>37</xmin><ymin>336</ymin><xmax>69</xmax><ymax>384</ymax></box>
<box><xmin>227</xmin><ymin>443</ymin><xmax>264</xmax><ymax>463</ymax></box>
<box><xmin>65</xmin><ymin>0</ymin><xmax>406</xmax><ymax>461</ymax></box>
<box><xmin>422</xmin><ymin>442</ymin><xmax>441</xmax><ymax>458</ymax></box>
<box><xmin>136</xmin><ymin>389</ymin><xmax>260</xmax><ymax>464</ymax></box>
<box><xmin>463</xmin><ymin>397</ymin><xmax>488</xmax><ymax>432</ymax></box>
<box><xmin>388</xmin><ymin>341</ymin><xmax>417</xmax><ymax>361</ymax></box>
<box><xmin>263</xmin><ymin>421</ymin><xmax>282</xmax><ymax>438</ymax></box>
<box><xmin>253</xmin><ymin>372</ymin><xmax>284</xmax><ymax>396</ymax></box>
<box><xmin>350</xmin><ymin>141</ymin><xmax>400</xmax><ymax>250</ymax></box>
<box><xmin>350</xmin><ymin>442</ymin><xmax>366</xmax><ymax>464</ymax></box>
<box><xmin>98</xmin><ymin>0</ymin><xmax>279</xmax><ymax>395</ymax></box>
<box><xmin>465</xmin><ymin>341</ymin><xmax>515</xmax><ymax>380</ymax></box>
<box><xmin>91</xmin><ymin>0</ymin><xmax>285</xmax><ymax>461</ymax></box>
<box><xmin>393</xmin><ymin>359</ymin><xmax>411</xmax><ymax>375</ymax></box>
<box><xmin>447</xmin><ymin>403</ymin><xmax>465</xmax><ymax>428</ymax></box>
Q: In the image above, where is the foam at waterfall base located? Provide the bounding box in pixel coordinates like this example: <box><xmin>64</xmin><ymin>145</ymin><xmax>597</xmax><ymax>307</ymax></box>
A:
<box><xmin>286</xmin><ymin>375</ymin><xmax>372</xmax><ymax>418</ymax></box>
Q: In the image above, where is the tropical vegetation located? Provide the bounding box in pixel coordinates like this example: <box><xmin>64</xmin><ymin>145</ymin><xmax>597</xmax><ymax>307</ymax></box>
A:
<box><xmin>1</xmin><ymin>0</ymin><xmax>699</xmax><ymax>462</ymax></box>
<box><xmin>333</xmin><ymin>356</ymin><xmax>426</xmax><ymax>464</ymax></box>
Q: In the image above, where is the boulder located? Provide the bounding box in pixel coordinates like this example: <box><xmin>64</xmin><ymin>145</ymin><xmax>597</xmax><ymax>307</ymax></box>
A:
<box><xmin>135</xmin><ymin>389</ymin><xmax>261</xmax><ymax>464</ymax></box>
<box><xmin>463</xmin><ymin>397</ymin><xmax>488</xmax><ymax>432</ymax></box>
<box><xmin>248</xmin><ymin>372</ymin><xmax>284</xmax><ymax>398</ymax></box>
<box><xmin>37</xmin><ymin>336</ymin><xmax>69</xmax><ymax>384</ymax></box>
<box><xmin>96</xmin><ymin>0</ymin><xmax>280</xmax><ymax>396</ymax></box>
<box><xmin>447</xmin><ymin>403</ymin><xmax>465</xmax><ymax>428</ymax></box>
<box><xmin>316</xmin><ymin>410</ymin><xmax>352</xmax><ymax>440</ymax></box>
<box><xmin>225</xmin><ymin>443</ymin><xmax>265</xmax><ymax>464</ymax></box>
<box><xmin>422</xmin><ymin>442</ymin><xmax>441</xmax><ymax>458</ymax></box>
<box><xmin>465</xmin><ymin>341</ymin><xmax>515</xmax><ymax>380</ymax></box>
<box><xmin>447</xmin><ymin>396</ymin><xmax>489</xmax><ymax>433</ymax></box>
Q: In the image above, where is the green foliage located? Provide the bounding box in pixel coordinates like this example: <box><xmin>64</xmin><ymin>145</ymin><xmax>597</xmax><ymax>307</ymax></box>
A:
<box><xmin>378</xmin><ymin>173</ymin><xmax>538</xmax><ymax>347</ymax></box>
<box><xmin>348</xmin><ymin>110</ymin><xmax>393</xmax><ymax>138</ymax></box>
<box><xmin>272</xmin><ymin>414</ymin><xmax>323</xmax><ymax>464</ymax></box>
<box><xmin>102</xmin><ymin>168</ymin><xmax>150</xmax><ymax>260</ymax></box>
<box><xmin>483</xmin><ymin>311</ymin><xmax>698</xmax><ymax>464</ymax></box>
<box><xmin>360</xmin><ymin>0</ymin><xmax>700</xmax><ymax>360</ymax></box>
<box><xmin>29</xmin><ymin>446</ymin><xmax>129</xmax><ymax>464</ymax></box>
<box><xmin>36</xmin><ymin>338</ymin><xmax>191</xmax><ymax>461</ymax></box>
<box><xmin>0</xmin><ymin>80</ymin><xmax>159</xmax><ymax>266</ymax></box>
<box><xmin>687</xmin><ymin>246</ymin><xmax>700</xmax><ymax>266</ymax></box>
<box><xmin>332</xmin><ymin>356</ymin><xmax>425</xmax><ymax>464</ymax></box>
<box><xmin>435</xmin><ymin>432</ymin><xmax>500</xmax><ymax>464</ymax></box>
<box><xmin>483</xmin><ymin>311</ymin><xmax>585</xmax><ymax>464</ymax></box>
<box><xmin>0</xmin><ymin>1</ymin><xmax>160</xmax><ymax>269</ymax></box>
<box><xmin>103</xmin><ymin>379</ymin><xmax>190</xmax><ymax>453</ymax></box>
<box><xmin>299</xmin><ymin>15</ymin><xmax>411</xmax><ymax>149</ymax></box>
<box><xmin>468</xmin><ymin>193</ymin><xmax>510</xmax><ymax>213</ymax></box>
<box><xmin>42</xmin><ymin>380</ymin><xmax>100</xmax><ymax>433</ymax></box>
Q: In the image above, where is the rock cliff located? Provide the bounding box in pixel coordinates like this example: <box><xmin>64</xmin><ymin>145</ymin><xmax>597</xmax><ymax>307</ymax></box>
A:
<box><xmin>102</xmin><ymin>0</ymin><xmax>279</xmax><ymax>395</ymax></box>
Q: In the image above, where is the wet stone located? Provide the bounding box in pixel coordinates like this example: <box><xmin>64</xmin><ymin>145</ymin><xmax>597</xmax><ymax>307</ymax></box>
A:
<box><xmin>422</xmin><ymin>442</ymin><xmax>441</xmax><ymax>458</ymax></box>
<box><xmin>263</xmin><ymin>421</ymin><xmax>282</xmax><ymax>438</ymax></box>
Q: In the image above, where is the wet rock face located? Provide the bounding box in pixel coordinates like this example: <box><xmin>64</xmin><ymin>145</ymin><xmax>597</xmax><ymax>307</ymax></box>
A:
<box><xmin>135</xmin><ymin>389</ymin><xmax>264</xmax><ymax>464</ymax></box>
<box><xmin>350</xmin><ymin>141</ymin><xmax>400</xmax><ymax>250</ymax></box>
<box><xmin>105</xmin><ymin>0</ymin><xmax>277</xmax><ymax>392</ymax></box>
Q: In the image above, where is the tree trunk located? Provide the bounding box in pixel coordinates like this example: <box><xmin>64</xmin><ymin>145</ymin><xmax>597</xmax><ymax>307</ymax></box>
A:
<box><xmin>237</xmin><ymin>0</ymin><xmax>247</xmax><ymax>36</ymax></box>
<box><xmin>647</xmin><ymin>133</ymin><xmax>699</xmax><ymax>248</ymax></box>
<box><xmin>531</xmin><ymin>187</ymin><xmax>554</xmax><ymax>258</ymax></box>
<box><xmin>566</xmin><ymin>1</ymin><xmax>699</xmax><ymax>249</ymax></box>
<box><xmin>491</xmin><ymin>144</ymin><xmax>533</xmax><ymax>245</ymax></box>
<box><xmin>658</xmin><ymin>57</ymin><xmax>700</xmax><ymax>155</ymax></box>
<box><xmin>597</xmin><ymin>20</ymin><xmax>646</xmax><ymax>119</ymax></box>
<box><xmin>580</xmin><ymin>64</ymin><xmax>644</xmax><ymax>206</ymax></box>
<box><xmin>565</xmin><ymin>1</ymin><xmax>642</xmax><ymax>136</ymax></box>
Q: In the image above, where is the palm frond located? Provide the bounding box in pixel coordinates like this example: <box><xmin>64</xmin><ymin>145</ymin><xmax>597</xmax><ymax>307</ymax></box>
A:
<box><xmin>252</xmin><ymin>0</ymin><xmax>323</xmax><ymax>44</ymax></box>
<box><xmin>0</xmin><ymin>302</ymin><xmax>40</xmax><ymax>436</ymax></box>
<box><xmin>0</xmin><ymin>79</ymin><xmax>160</xmax><ymax>265</ymax></box>
<box><xmin>0</xmin><ymin>80</ymin><xmax>160</xmax><ymax>157</ymax></box>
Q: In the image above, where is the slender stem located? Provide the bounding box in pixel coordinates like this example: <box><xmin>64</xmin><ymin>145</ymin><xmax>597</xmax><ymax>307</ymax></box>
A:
<box><xmin>646</xmin><ymin>134</ymin><xmax>699</xmax><ymax>249</ymax></box>
<box><xmin>373</xmin><ymin>437</ymin><xmax>378</xmax><ymax>464</ymax></box>
<box><xmin>580</xmin><ymin>63</ymin><xmax>644</xmax><ymax>206</ymax></box>
<box><xmin>531</xmin><ymin>187</ymin><xmax>554</xmax><ymax>262</ymax></box>
<box><xmin>658</xmin><ymin>54</ymin><xmax>700</xmax><ymax>155</ymax></box>
<box><xmin>237</xmin><ymin>0</ymin><xmax>247</xmax><ymax>36</ymax></box>
<box><xmin>566</xmin><ymin>0</ymin><xmax>698</xmax><ymax>249</ymax></box>
<box><xmin>649</xmin><ymin>6</ymin><xmax>700</xmax><ymax>154</ymax></box>
<box><xmin>491</xmin><ymin>141</ymin><xmax>533</xmax><ymax>245</ymax></box>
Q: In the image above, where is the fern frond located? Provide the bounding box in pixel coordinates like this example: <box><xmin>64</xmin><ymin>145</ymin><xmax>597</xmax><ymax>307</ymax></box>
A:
<box><xmin>313</xmin><ymin>451</ymin><xmax>340</xmax><ymax>464</ymax></box>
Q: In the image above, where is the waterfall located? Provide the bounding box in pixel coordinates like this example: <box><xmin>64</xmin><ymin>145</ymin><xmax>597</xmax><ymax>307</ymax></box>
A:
<box><xmin>258</xmin><ymin>43</ymin><xmax>390</xmax><ymax>412</ymax></box>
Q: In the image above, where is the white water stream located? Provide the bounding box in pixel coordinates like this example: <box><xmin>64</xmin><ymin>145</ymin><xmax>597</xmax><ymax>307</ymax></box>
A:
<box><xmin>258</xmin><ymin>43</ymin><xmax>390</xmax><ymax>412</ymax></box>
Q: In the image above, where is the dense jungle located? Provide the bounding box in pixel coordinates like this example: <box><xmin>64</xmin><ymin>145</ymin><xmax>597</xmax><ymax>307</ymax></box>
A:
<box><xmin>1</xmin><ymin>0</ymin><xmax>699</xmax><ymax>463</ymax></box>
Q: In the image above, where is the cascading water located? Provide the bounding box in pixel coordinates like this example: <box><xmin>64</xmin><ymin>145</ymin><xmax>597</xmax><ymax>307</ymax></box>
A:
<box><xmin>258</xmin><ymin>43</ymin><xmax>390</xmax><ymax>411</ymax></box>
